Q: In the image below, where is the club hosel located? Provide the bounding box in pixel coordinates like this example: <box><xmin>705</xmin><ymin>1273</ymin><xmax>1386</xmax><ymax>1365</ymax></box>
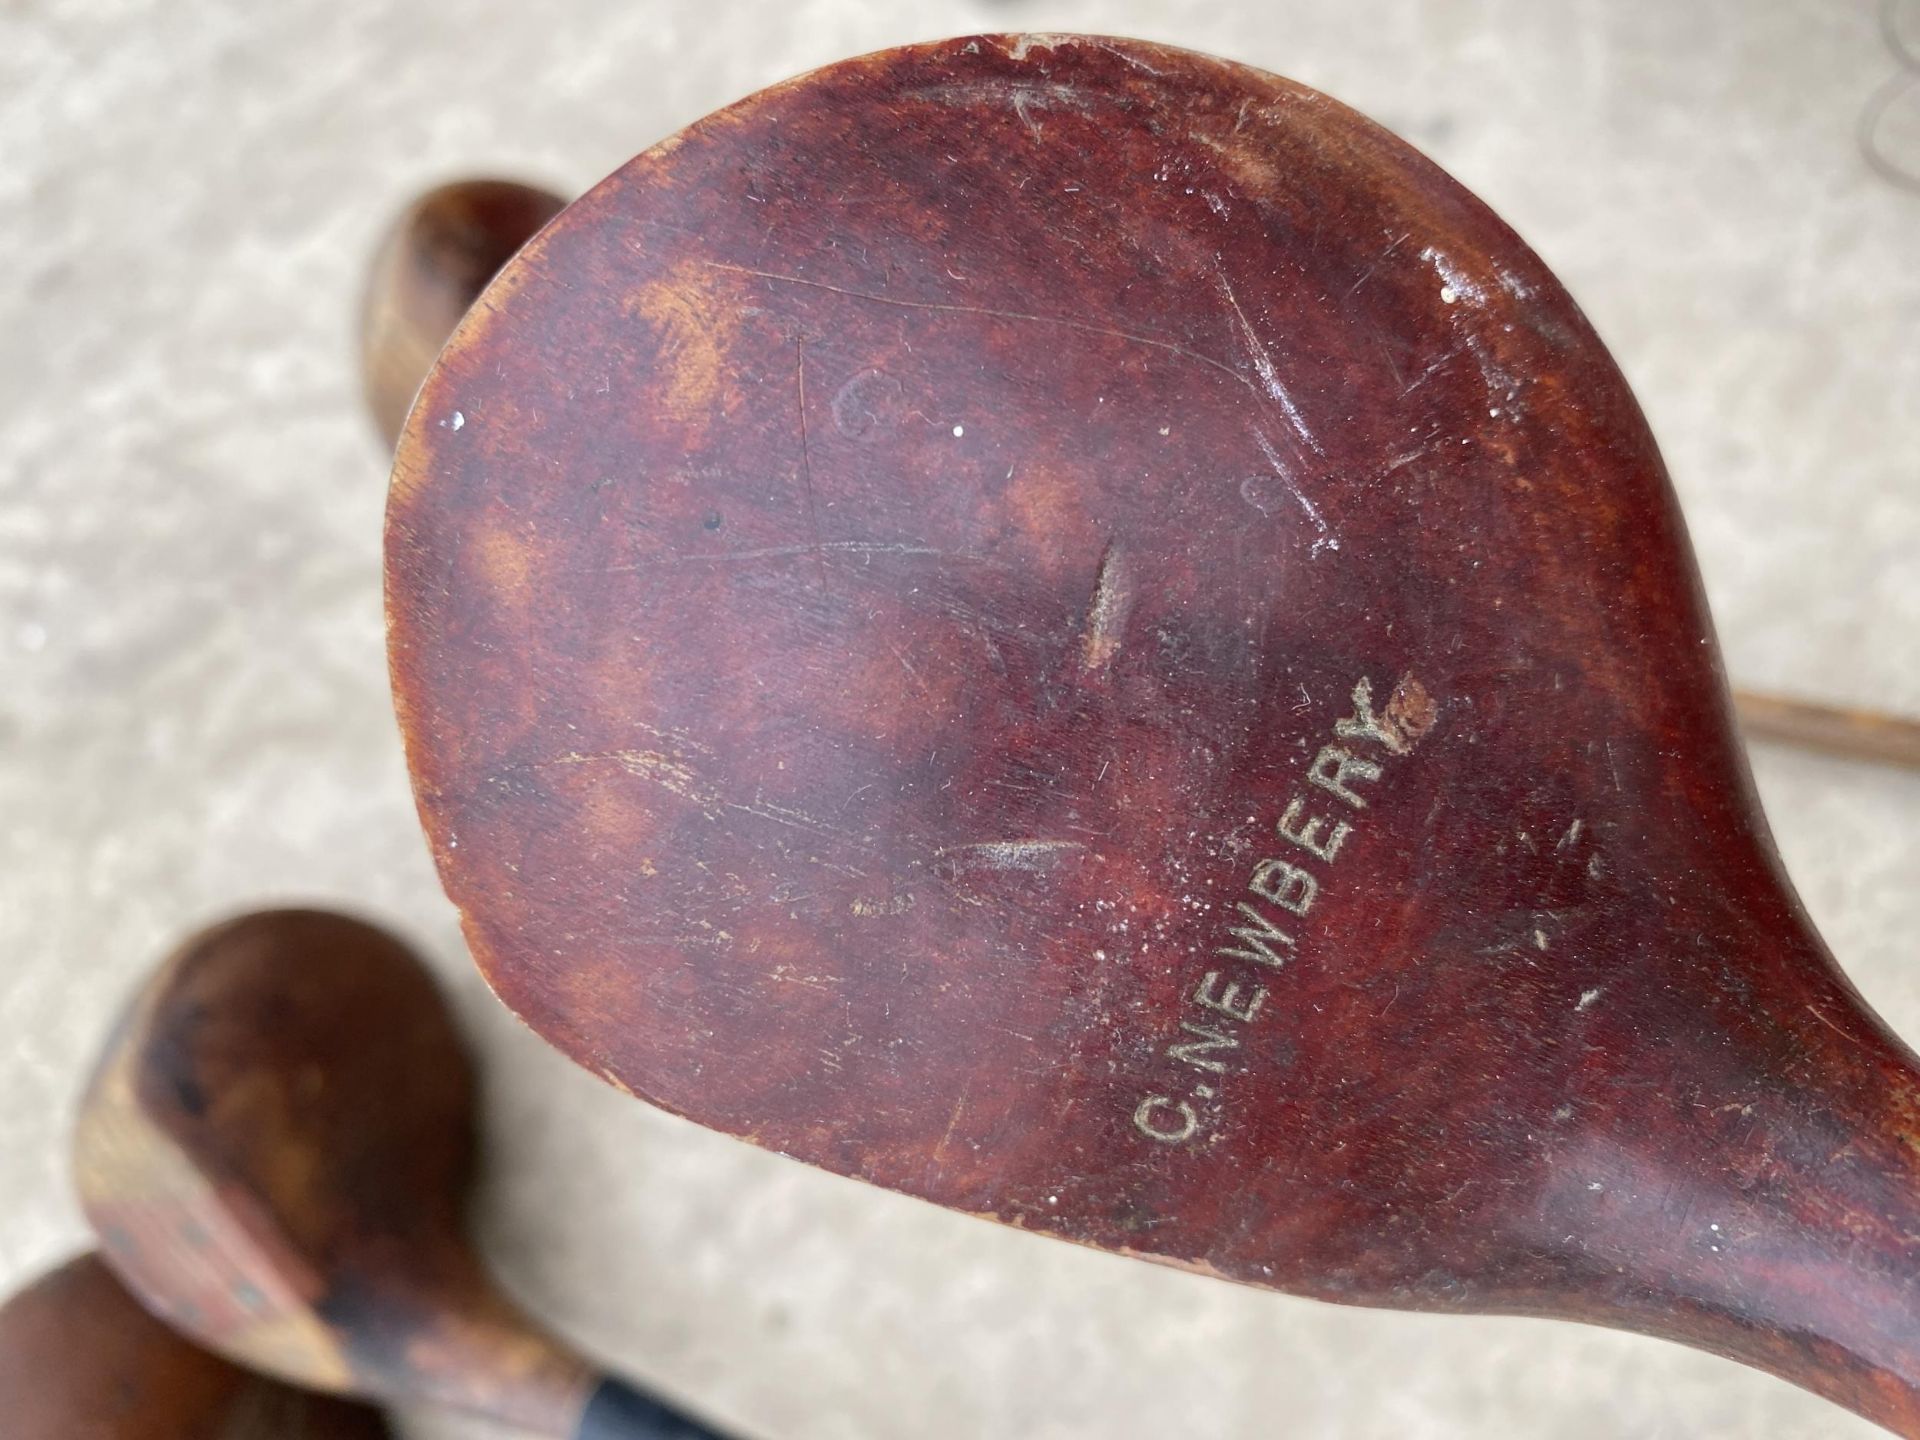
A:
<box><xmin>334</xmin><ymin>1279</ymin><xmax>598</xmax><ymax>1434</ymax></box>
<box><xmin>1548</xmin><ymin>970</ymin><xmax>1920</xmax><ymax>1437</ymax></box>
<box><xmin>387</xmin><ymin>1284</ymin><xmax>733</xmax><ymax>1440</ymax></box>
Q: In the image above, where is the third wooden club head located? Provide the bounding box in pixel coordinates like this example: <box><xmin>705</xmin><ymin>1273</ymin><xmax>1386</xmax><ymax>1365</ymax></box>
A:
<box><xmin>385</xmin><ymin>33</ymin><xmax>1920</xmax><ymax>1434</ymax></box>
<box><xmin>0</xmin><ymin>1252</ymin><xmax>391</xmax><ymax>1440</ymax></box>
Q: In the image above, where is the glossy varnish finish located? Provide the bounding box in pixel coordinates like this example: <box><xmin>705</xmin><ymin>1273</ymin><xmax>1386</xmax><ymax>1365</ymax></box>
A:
<box><xmin>388</xmin><ymin>35</ymin><xmax>1920</xmax><ymax>1432</ymax></box>
<box><xmin>0</xmin><ymin>1252</ymin><xmax>391</xmax><ymax>1440</ymax></box>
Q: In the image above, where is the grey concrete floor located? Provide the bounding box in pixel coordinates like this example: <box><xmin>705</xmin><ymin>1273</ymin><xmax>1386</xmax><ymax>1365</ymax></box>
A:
<box><xmin>3</xmin><ymin>1</ymin><xmax>1918</xmax><ymax>1436</ymax></box>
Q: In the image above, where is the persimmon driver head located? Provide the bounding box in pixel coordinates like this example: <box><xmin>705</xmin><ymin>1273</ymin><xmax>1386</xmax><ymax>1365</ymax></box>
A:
<box><xmin>0</xmin><ymin>1252</ymin><xmax>391</xmax><ymax>1440</ymax></box>
<box><xmin>385</xmin><ymin>33</ymin><xmax>1920</xmax><ymax>1436</ymax></box>
<box><xmin>73</xmin><ymin>909</ymin><xmax>735</xmax><ymax>1439</ymax></box>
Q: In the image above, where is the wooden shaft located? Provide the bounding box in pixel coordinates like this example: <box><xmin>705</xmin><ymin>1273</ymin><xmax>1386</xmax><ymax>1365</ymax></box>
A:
<box><xmin>1734</xmin><ymin>690</ymin><xmax>1920</xmax><ymax>773</ymax></box>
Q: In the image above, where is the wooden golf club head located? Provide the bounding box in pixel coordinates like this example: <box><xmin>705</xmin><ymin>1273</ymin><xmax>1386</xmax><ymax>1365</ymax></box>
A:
<box><xmin>0</xmin><ymin>1251</ymin><xmax>391</xmax><ymax>1440</ymax></box>
<box><xmin>362</xmin><ymin>179</ymin><xmax>566</xmax><ymax>450</ymax></box>
<box><xmin>73</xmin><ymin>909</ymin><xmax>733</xmax><ymax>1439</ymax></box>
<box><xmin>386</xmin><ymin>33</ymin><xmax>1920</xmax><ymax>1435</ymax></box>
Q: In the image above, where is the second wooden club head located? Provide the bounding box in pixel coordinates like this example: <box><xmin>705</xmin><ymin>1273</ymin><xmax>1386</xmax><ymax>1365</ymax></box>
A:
<box><xmin>385</xmin><ymin>34</ymin><xmax>1920</xmax><ymax>1434</ymax></box>
<box><xmin>73</xmin><ymin>908</ymin><xmax>734</xmax><ymax>1438</ymax></box>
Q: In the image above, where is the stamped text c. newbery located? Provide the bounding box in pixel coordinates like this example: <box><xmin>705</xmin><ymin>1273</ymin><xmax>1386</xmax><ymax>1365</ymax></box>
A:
<box><xmin>1132</xmin><ymin>674</ymin><xmax>1438</xmax><ymax>1145</ymax></box>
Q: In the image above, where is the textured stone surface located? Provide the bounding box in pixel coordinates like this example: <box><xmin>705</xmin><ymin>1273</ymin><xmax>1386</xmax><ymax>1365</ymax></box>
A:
<box><xmin>1</xmin><ymin>3</ymin><xmax>1916</xmax><ymax>1438</ymax></box>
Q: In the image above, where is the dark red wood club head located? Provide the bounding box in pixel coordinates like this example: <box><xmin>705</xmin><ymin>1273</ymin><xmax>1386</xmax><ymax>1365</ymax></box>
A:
<box><xmin>386</xmin><ymin>34</ymin><xmax>1920</xmax><ymax>1434</ymax></box>
<box><xmin>0</xmin><ymin>1252</ymin><xmax>392</xmax><ymax>1440</ymax></box>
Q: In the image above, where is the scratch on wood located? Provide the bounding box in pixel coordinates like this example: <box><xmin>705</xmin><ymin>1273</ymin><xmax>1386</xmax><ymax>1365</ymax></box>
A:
<box><xmin>1251</xmin><ymin>429</ymin><xmax>1338</xmax><ymax>556</ymax></box>
<box><xmin>1097</xmin><ymin>39</ymin><xmax>1168</xmax><ymax>75</ymax></box>
<box><xmin>887</xmin><ymin>640</ymin><xmax>930</xmax><ymax>694</ymax></box>
<box><xmin>1401</xmin><ymin>344</ymin><xmax>1467</xmax><ymax>398</ymax></box>
<box><xmin>1346</xmin><ymin>230</ymin><xmax>1412</xmax><ymax>296</ymax></box>
<box><xmin>930</xmin><ymin>1076</ymin><xmax>976</xmax><ymax>1178</ymax></box>
<box><xmin>536</xmin><ymin>749</ymin><xmax>714</xmax><ymax>806</ymax></box>
<box><xmin>1217</xmin><ymin>267</ymin><xmax>1325</xmax><ymax>456</ymax></box>
<box><xmin>730</xmin><ymin>795</ymin><xmax>876</xmax><ymax>850</ymax></box>
<box><xmin>1807</xmin><ymin>1005</ymin><xmax>1852</xmax><ymax>1041</ymax></box>
<box><xmin>938</xmin><ymin>839</ymin><xmax>1088</xmax><ymax>873</ymax></box>
<box><xmin>1079</xmin><ymin>539</ymin><xmax>1134</xmax><ymax>674</ymax></box>
<box><xmin>904</xmin><ymin>79</ymin><xmax>1098</xmax><ymax>127</ymax></box>
<box><xmin>1380</xmin><ymin>442</ymin><xmax>1438</xmax><ymax>477</ymax></box>
<box><xmin>700</xmin><ymin>259</ymin><xmax>1251</xmax><ymax>393</ymax></box>
<box><xmin>795</xmin><ymin>340</ymin><xmax>829</xmax><ymax>590</ymax></box>
<box><xmin>536</xmin><ymin>752</ymin><xmax>882</xmax><ymax>855</ymax></box>
<box><xmin>606</xmin><ymin>540</ymin><xmax>998</xmax><ymax>573</ymax></box>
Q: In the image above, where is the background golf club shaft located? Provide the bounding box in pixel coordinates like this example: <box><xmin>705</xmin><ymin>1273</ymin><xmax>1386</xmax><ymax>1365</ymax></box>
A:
<box><xmin>1735</xmin><ymin>690</ymin><xmax>1920</xmax><ymax>770</ymax></box>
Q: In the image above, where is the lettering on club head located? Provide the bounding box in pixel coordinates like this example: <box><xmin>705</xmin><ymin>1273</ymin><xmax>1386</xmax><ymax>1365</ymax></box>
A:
<box><xmin>1132</xmin><ymin>674</ymin><xmax>1438</xmax><ymax>1145</ymax></box>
